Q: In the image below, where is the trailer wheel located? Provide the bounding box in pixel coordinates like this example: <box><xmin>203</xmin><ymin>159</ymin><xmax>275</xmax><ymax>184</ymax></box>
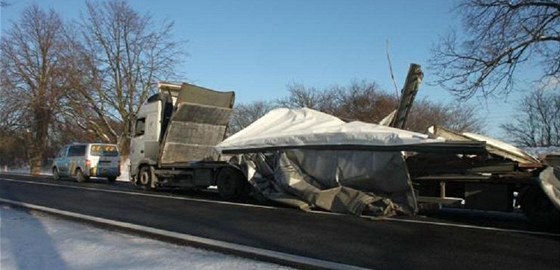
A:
<box><xmin>217</xmin><ymin>166</ymin><xmax>247</xmax><ymax>201</ymax></box>
<box><xmin>521</xmin><ymin>186</ymin><xmax>560</xmax><ymax>226</ymax></box>
<box><xmin>138</xmin><ymin>166</ymin><xmax>152</xmax><ymax>190</ymax></box>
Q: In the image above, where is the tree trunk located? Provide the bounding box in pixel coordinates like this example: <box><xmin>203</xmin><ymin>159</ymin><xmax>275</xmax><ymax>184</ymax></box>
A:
<box><xmin>29</xmin><ymin>106</ymin><xmax>51</xmax><ymax>176</ymax></box>
<box><xmin>29</xmin><ymin>144</ymin><xmax>43</xmax><ymax>176</ymax></box>
<box><xmin>119</xmin><ymin>135</ymin><xmax>130</xmax><ymax>157</ymax></box>
<box><xmin>118</xmin><ymin>135</ymin><xmax>130</xmax><ymax>180</ymax></box>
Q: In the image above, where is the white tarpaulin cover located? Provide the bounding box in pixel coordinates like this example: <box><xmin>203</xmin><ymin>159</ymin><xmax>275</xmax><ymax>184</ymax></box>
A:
<box><xmin>427</xmin><ymin>125</ymin><xmax>539</xmax><ymax>164</ymax></box>
<box><xmin>218</xmin><ymin>108</ymin><xmax>455</xmax><ymax>216</ymax></box>
<box><xmin>217</xmin><ymin>108</ymin><xmax>445</xmax><ymax>153</ymax></box>
<box><xmin>462</xmin><ymin>132</ymin><xmax>540</xmax><ymax>164</ymax></box>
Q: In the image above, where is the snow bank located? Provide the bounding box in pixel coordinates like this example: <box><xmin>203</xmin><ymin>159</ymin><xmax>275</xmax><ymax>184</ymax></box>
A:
<box><xmin>0</xmin><ymin>167</ymin><xmax>51</xmax><ymax>176</ymax></box>
<box><xmin>0</xmin><ymin>205</ymin><xmax>292</xmax><ymax>270</ymax></box>
<box><xmin>118</xmin><ymin>158</ymin><xmax>130</xmax><ymax>182</ymax></box>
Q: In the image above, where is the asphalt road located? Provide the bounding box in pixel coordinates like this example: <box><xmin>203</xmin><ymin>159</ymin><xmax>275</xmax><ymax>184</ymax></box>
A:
<box><xmin>1</xmin><ymin>173</ymin><xmax>559</xmax><ymax>270</ymax></box>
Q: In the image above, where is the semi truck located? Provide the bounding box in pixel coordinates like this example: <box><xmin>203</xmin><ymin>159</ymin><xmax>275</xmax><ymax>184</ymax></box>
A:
<box><xmin>129</xmin><ymin>82</ymin><xmax>248</xmax><ymax>200</ymax></box>
<box><xmin>128</xmin><ymin>73</ymin><xmax>559</xmax><ymax>223</ymax></box>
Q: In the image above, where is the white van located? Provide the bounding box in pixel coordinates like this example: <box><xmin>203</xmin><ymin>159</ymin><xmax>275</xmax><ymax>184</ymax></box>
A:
<box><xmin>52</xmin><ymin>143</ymin><xmax>121</xmax><ymax>183</ymax></box>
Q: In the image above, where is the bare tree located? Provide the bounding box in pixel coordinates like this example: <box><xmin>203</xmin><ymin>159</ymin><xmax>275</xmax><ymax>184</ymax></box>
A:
<box><xmin>332</xmin><ymin>82</ymin><xmax>397</xmax><ymax>123</ymax></box>
<box><xmin>277</xmin><ymin>84</ymin><xmax>325</xmax><ymax>110</ymax></box>
<box><xmin>0</xmin><ymin>5</ymin><xmax>69</xmax><ymax>175</ymax></box>
<box><xmin>407</xmin><ymin>99</ymin><xmax>484</xmax><ymax>133</ymax></box>
<box><xmin>229</xmin><ymin>101</ymin><xmax>277</xmax><ymax>134</ymax></box>
<box><xmin>501</xmin><ymin>90</ymin><xmax>560</xmax><ymax>147</ymax></box>
<box><xmin>430</xmin><ymin>0</ymin><xmax>560</xmax><ymax>99</ymax></box>
<box><xmin>75</xmin><ymin>0</ymin><xmax>184</xmax><ymax>156</ymax></box>
<box><xmin>238</xmin><ymin>82</ymin><xmax>484</xmax><ymax>134</ymax></box>
<box><xmin>277</xmin><ymin>81</ymin><xmax>395</xmax><ymax>121</ymax></box>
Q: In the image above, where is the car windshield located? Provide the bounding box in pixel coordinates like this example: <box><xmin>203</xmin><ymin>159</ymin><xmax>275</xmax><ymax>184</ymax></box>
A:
<box><xmin>90</xmin><ymin>144</ymin><xmax>119</xmax><ymax>157</ymax></box>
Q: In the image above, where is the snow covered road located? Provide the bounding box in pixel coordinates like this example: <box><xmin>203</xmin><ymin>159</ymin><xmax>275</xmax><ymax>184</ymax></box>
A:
<box><xmin>0</xmin><ymin>205</ymin><xmax>291</xmax><ymax>270</ymax></box>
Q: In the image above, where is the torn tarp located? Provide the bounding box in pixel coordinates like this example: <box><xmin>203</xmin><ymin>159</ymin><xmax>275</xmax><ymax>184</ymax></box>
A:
<box><xmin>240</xmin><ymin>150</ymin><xmax>415</xmax><ymax>216</ymax></box>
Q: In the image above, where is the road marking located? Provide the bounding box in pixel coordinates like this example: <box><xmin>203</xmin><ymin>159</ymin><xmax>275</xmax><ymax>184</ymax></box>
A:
<box><xmin>305</xmin><ymin>205</ymin><xmax>560</xmax><ymax>237</ymax></box>
<box><xmin>0</xmin><ymin>177</ymin><xmax>278</xmax><ymax>210</ymax></box>
<box><xmin>0</xmin><ymin>198</ymin><xmax>371</xmax><ymax>270</ymax></box>
<box><xmin>306</xmin><ymin>208</ymin><xmax>560</xmax><ymax>237</ymax></box>
<box><xmin>2</xmin><ymin>176</ymin><xmax>559</xmax><ymax>237</ymax></box>
<box><xmin>374</xmin><ymin>216</ymin><xmax>560</xmax><ymax>237</ymax></box>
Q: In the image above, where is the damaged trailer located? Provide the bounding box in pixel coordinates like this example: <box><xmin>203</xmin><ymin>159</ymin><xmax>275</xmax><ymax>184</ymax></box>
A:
<box><xmin>215</xmin><ymin>107</ymin><xmax>485</xmax><ymax>217</ymax></box>
<box><xmin>407</xmin><ymin>126</ymin><xmax>560</xmax><ymax>224</ymax></box>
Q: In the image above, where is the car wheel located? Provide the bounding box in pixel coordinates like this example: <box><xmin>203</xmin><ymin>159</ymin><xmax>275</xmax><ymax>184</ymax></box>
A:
<box><xmin>107</xmin><ymin>176</ymin><xmax>117</xmax><ymax>183</ymax></box>
<box><xmin>76</xmin><ymin>169</ymin><xmax>87</xmax><ymax>183</ymax></box>
<box><xmin>52</xmin><ymin>168</ymin><xmax>61</xmax><ymax>180</ymax></box>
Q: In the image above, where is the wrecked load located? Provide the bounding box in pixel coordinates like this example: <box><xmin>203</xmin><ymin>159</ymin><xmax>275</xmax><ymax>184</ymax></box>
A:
<box><xmin>216</xmin><ymin>108</ymin><xmax>484</xmax><ymax>217</ymax></box>
<box><xmin>409</xmin><ymin>126</ymin><xmax>560</xmax><ymax>224</ymax></box>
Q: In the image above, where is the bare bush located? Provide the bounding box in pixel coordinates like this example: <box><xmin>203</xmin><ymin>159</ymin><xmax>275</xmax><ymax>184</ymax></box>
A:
<box><xmin>501</xmin><ymin>90</ymin><xmax>560</xmax><ymax>146</ymax></box>
<box><xmin>234</xmin><ymin>82</ymin><xmax>484</xmax><ymax>133</ymax></box>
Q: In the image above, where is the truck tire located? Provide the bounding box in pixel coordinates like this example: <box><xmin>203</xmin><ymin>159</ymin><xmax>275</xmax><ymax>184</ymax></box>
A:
<box><xmin>75</xmin><ymin>169</ymin><xmax>87</xmax><ymax>183</ymax></box>
<box><xmin>138</xmin><ymin>166</ymin><xmax>152</xmax><ymax>190</ymax></box>
<box><xmin>217</xmin><ymin>166</ymin><xmax>247</xmax><ymax>201</ymax></box>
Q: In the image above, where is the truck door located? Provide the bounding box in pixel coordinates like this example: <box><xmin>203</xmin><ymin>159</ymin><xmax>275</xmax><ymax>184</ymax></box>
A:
<box><xmin>130</xmin><ymin>117</ymin><xmax>146</xmax><ymax>176</ymax></box>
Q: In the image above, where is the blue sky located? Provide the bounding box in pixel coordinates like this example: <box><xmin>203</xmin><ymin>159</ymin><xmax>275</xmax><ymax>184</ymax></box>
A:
<box><xmin>1</xmin><ymin>0</ymin><xmax>524</xmax><ymax>139</ymax></box>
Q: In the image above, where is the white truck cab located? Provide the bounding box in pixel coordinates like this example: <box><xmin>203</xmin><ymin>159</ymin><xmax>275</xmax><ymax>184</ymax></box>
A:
<box><xmin>129</xmin><ymin>82</ymin><xmax>248</xmax><ymax>200</ymax></box>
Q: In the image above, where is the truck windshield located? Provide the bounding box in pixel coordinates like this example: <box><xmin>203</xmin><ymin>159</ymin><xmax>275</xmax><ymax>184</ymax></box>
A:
<box><xmin>90</xmin><ymin>145</ymin><xmax>119</xmax><ymax>157</ymax></box>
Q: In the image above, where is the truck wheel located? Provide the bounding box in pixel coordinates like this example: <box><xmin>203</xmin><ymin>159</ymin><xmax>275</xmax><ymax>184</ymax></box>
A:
<box><xmin>76</xmin><ymin>169</ymin><xmax>87</xmax><ymax>183</ymax></box>
<box><xmin>217</xmin><ymin>166</ymin><xmax>247</xmax><ymax>201</ymax></box>
<box><xmin>52</xmin><ymin>168</ymin><xmax>61</xmax><ymax>181</ymax></box>
<box><xmin>138</xmin><ymin>166</ymin><xmax>152</xmax><ymax>190</ymax></box>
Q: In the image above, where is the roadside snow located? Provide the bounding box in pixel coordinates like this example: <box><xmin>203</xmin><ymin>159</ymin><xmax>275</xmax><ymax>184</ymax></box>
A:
<box><xmin>0</xmin><ymin>205</ymin><xmax>292</xmax><ymax>270</ymax></box>
<box><xmin>118</xmin><ymin>158</ymin><xmax>130</xmax><ymax>181</ymax></box>
<box><xmin>1</xmin><ymin>160</ymin><xmax>130</xmax><ymax>182</ymax></box>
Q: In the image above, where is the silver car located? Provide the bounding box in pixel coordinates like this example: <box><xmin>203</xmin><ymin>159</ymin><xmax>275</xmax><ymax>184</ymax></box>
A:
<box><xmin>52</xmin><ymin>143</ymin><xmax>121</xmax><ymax>183</ymax></box>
